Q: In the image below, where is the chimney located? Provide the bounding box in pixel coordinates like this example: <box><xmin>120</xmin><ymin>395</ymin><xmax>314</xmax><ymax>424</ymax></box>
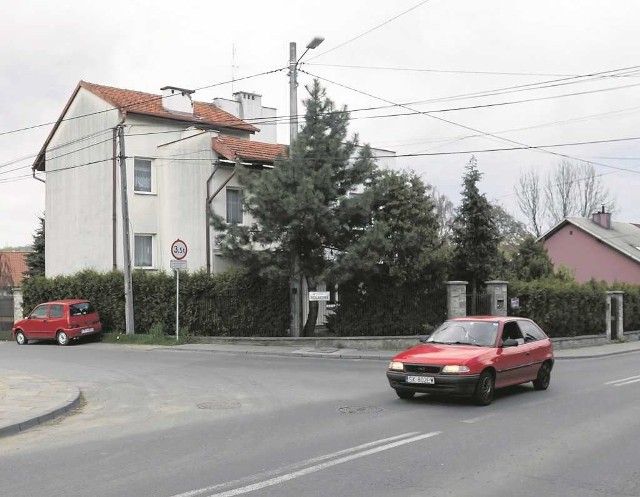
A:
<box><xmin>160</xmin><ymin>86</ymin><xmax>194</xmax><ymax>114</ymax></box>
<box><xmin>591</xmin><ymin>205</ymin><xmax>611</xmax><ymax>229</ymax></box>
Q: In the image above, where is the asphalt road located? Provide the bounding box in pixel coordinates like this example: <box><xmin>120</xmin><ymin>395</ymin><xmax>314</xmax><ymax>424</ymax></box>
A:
<box><xmin>1</xmin><ymin>342</ymin><xmax>639</xmax><ymax>497</ymax></box>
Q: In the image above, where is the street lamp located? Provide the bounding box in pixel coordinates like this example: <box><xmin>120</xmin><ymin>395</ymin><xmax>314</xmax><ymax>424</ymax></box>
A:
<box><xmin>288</xmin><ymin>36</ymin><xmax>324</xmax><ymax>338</ymax></box>
<box><xmin>289</xmin><ymin>37</ymin><xmax>324</xmax><ymax>145</ymax></box>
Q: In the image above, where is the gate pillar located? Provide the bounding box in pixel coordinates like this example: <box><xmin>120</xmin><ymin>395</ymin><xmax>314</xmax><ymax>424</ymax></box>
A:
<box><xmin>485</xmin><ymin>280</ymin><xmax>508</xmax><ymax>317</ymax></box>
<box><xmin>606</xmin><ymin>291</ymin><xmax>624</xmax><ymax>341</ymax></box>
<box><xmin>446</xmin><ymin>281</ymin><xmax>468</xmax><ymax>318</ymax></box>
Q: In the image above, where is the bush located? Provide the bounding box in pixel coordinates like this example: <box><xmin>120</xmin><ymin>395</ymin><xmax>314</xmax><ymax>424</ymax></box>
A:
<box><xmin>326</xmin><ymin>284</ymin><xmax>447</xmax><ymax>336</ymax></box>
<box><xmin>22</xmin><ymin>268</ymin><xmax>289</xmax><ymax>336</ymax></box>
<box><xmin>508</xmin><ymin>279</ymin><xmax>622</xmax><ymax>337</ymax></box>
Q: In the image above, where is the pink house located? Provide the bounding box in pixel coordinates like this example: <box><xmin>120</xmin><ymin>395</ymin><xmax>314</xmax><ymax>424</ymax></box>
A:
<box><xmin>540</xmin><ymin>210</ymin><xmax>640</xmax><ymax>284</ymax></box>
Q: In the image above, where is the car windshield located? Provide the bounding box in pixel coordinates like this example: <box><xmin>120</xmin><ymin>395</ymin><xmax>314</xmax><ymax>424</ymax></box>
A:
<box><xmin>426</xmin><ymin>320</ymin><xmax>499</xmax><ymax>347</ymax></box>
<box><xmin>69</xmin><ymin>302</ymin><xmax>95</xmax><ymax>316</ymax></box>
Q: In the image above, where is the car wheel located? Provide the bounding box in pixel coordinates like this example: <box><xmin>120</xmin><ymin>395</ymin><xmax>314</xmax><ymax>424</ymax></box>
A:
<box><xmin>473</xmin><ymin>370</ymin><xmax>495</xmax><ymax>406</ymax></box>
<box><xmin>15</xmin><ymin>331</ymin><xmax>28</xmax><ymax>345</ymax></box>
<box><xmin>533</xmin><ymin>362</ymin><xmax>552</xmax><ymax>391</ymax></box>
<box><xmin>56</xmin><ymin>331</ymin><xmax>70</xmax><ymax>346</ymax></box>
<box><xmin>395</xmin><ymin>389</ymin><xmax>415</xmax><ymax>400</ymax></box>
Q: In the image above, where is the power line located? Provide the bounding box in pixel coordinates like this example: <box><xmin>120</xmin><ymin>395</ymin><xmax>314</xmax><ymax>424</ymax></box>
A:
<box><xmin>306</xmin><ymin>0</ymin><xmax>433</xmax><ymax>62</ymax></box>
<box><xmin>301</xmin><ymin>69</ymin><xmax>640</xmax><ymax>176</ymax></box>
<box><xmin>305</xmin><ymin>63</ymin><xmax>580</xmax><ymax>78</ymax></box>
<box><xmin>0</xmin><ymin>67</ymin><xmax>286</xmax><ymax>137</ymax></box>
<box><xmin>304</xmin><ymin>62</ymin><xmax>640</xmax><ymax>79</ymax></box>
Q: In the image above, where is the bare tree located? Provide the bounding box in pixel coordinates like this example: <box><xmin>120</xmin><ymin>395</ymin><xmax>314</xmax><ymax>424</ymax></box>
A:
<box><xmin>517</xmin><ymin>160</ymin><xmax>616</xmax><ymax>231</ymax></box>
<box><xmin>431</xmin><ymin>185</ymin><xmax>455</xmax><ymax>243</ymax></box>
<box><xmin>545</xmin><ymin>160</ymin><xmax>579</xmax><ymax>225</ymax></box>
<box><xmin>515</xmin><ymin>169</ymin><xmax>545</xmax><ymax>237</ymax></box>
<box><xmin>574</xmin><ymin>162</ymin><xmax>616</xmax><ymax>217</ymax></box>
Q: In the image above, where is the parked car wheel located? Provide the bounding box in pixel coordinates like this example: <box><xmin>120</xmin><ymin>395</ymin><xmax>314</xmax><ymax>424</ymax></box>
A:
<box><xmin>533</xmin><ymin>362</ymin><xmax>552</xmax><ymax>391</ymax></box>
<box><xmin>395</xmin><ymin>389</ymin><xmax>415</xmax><ymax>400</ymax></box>
<box><xmin>473</xmin><ymin>370</ymin><xmax>495</xmax><ymax>406</ymax></box>
<box><xmin>56</xmin><ymin>331</ymin><xmax>70</xmax><ymax>346</ymax></box>
<box><xmin>15</xmin><ymin>331</ymin><xmax>28</xmax><ymax>345</ymax></box>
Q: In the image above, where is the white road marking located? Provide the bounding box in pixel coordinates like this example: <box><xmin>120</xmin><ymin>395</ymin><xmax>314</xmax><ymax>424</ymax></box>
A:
<box><xmin>171</xmin><ymin>431</ymin><xmax>441</xmax><ymax>497</ymax></box>
<box><xmin>460</xmin><ymin>414</ymin><xmax>493</xmax><ymax>424</ymax></box>
<box><xmin>605</xmin><ymin>375</ymin><xmax>640</xmax><ymax>386</ymax></box>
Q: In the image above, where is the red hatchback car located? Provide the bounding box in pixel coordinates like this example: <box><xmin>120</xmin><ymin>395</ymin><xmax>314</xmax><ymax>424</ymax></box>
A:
<box><xmin>387</xmin><ymin>316</ymin><xmax>554</xmax><ymax>405</ymax></box>
<box><xmin>12</xmin><ymin>300</ymin><xmax>103</xmax><ymax>346</ymax></box>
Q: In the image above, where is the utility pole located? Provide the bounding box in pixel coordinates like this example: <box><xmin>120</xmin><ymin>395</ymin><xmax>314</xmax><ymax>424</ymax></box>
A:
<box><xmin>117</xmin><ymin>124</ymin><xmax>135</xmax><ymax>335</ymax></box>
<box><xmin>288</xmin><ymin>41</ymin><xmax>303</xmax><ymax>338</ymax></box>
<box><xmin>288</xmin><ymin>37</ymin><xmax>324</xmax><ymax>338</ymax></box>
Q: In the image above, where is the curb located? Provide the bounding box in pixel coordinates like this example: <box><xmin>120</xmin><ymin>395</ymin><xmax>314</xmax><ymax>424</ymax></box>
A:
<box><xmin>0</xmin><ymin>388</ymin><xmax>82</xmax><ymax>439</ymax></box>
<box><xmin>555</xmin><ymin>347</ymin><xmax>640</xmax><ymax>360</ymax></box>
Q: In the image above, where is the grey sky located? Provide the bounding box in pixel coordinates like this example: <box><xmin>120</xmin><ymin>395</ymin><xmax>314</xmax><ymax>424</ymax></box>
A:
<box><xmin>2</xmin><ymin>0</ymin><xmax>640</xmax><ymax>247</ymax></box>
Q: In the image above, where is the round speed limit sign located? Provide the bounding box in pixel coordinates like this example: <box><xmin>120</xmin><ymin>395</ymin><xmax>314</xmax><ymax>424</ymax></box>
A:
<box><xmin>171</xmin><ymin>239</ymin><xmax>188</xmax><ymax>260</ymax></box>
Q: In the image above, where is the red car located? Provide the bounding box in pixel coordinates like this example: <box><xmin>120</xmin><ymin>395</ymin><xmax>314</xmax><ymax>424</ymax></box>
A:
<box><xmin>12</xmin><ymin>300</ymin><xmax>103</xmax><ymax>346</ymax></box>
<box><xmin>386</xmin><ymin>316</ymin><xmax>554</xmax><ymax>405</ymax></box>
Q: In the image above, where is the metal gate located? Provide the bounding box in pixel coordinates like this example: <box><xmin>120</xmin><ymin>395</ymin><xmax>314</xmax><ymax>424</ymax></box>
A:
<box><xmin>466</xmin><ymin>292</ymin><xmax>492</xmax><ymax>316</ymax></box>
<box><xmin>0</xmin><ymin>292</ymin><xmax>14</xmax><ymax>331</ymax></box>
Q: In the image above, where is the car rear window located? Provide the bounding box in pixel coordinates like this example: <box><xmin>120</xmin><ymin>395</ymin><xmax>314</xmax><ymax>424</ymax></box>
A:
<box><xmin>69</xmin><ymin>302</ymin><xmax>96</xmax><ymax>316</ymax></box>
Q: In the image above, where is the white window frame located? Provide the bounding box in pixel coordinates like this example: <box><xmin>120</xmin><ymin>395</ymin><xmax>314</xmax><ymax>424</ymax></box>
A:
<box><xmin>226</xmin><ymin>188</ymin><xmax>244</xmax><ymax>225</ymax></box>
<box><xmin>134</xmin><ymin>157</ymin><xmax>154</xmax><ymax>194</ymax></box>
<box><xmin>134</xmin><ymin>233</ymin><xmax>156</xmax><ymax>269</ymax></box>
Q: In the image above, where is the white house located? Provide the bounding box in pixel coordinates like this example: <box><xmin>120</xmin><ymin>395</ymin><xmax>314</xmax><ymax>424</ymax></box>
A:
<box><xmin>33</xmin><ymin>81</ymin><xmax>396</xmax><ymax>279</ymax></box>
<box><xmin>33</xmin><ymin>81</ymin><xmax>286</xmax><ymax>277</ymax></box>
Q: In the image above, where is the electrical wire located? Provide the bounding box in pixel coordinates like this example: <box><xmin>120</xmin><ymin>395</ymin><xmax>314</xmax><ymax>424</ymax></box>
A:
<box><xmin>301</xmin><ymin>69</ymin><xmax>640</xmax><ymax>176</ymax></box>
<box><xmin>0</xmin><ymin>67</ymin><xmax>286</xmax><ymax>137</ymax></box>
<box><xmin>306</xmin><ymin>0</ymin><xmax>433</xmax><ymax>62</ymax></box>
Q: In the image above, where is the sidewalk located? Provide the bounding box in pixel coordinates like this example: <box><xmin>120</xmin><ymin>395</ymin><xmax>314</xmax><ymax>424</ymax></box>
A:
<box><xmin>0</xmin><ymin>369</ymin><xmax>81</xmax><ymax>438</ymax></box>
<box><xmin>2</xmin><ymin>339</ymin><xmax>640</xmax><ymax>439</ymax></box>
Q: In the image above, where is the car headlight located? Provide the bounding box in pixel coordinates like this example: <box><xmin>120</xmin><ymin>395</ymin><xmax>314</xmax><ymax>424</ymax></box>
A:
<box><xmin>442</xmin><ymin>365</ymin><xmax>470</xmax><ymax>374</ymax></box>
<box><xmin>388</xmin><ymin>361</ymin><xmax>404</xmax><ymax>371</ymax></box>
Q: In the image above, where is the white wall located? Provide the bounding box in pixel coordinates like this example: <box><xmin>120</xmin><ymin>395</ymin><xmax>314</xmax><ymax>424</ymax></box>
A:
<box><xmin>45</xmin><ymin>88</ymin><xmax>120</xmax><ymax>277</ymax></box>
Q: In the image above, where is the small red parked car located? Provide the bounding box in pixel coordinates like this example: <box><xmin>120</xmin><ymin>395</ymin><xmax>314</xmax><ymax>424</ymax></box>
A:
<box><xmin>386</xmin><ymin>316</ymin><xmax>554</xmax><ymax>405</ymax></box>
<box><xmin>12</xmin><ymin>300</ymin><xmax>103</xmax><ymax>346</ymax></box>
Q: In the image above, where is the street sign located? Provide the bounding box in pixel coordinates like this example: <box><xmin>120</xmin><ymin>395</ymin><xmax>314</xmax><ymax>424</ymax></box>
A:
<box><xmin>309</xmin><ymin>291</ymin><xmax>330</xmax><ymax>301</ymax></box>
<box><xmin>171</xmin><ymin>239</ymin><xmax>188</xmax><ymax>260</ymax></box>
<box><xmin>170</xmin><ymin>259</ymin><xmax>188</xmax><ymax>270</ymax></box>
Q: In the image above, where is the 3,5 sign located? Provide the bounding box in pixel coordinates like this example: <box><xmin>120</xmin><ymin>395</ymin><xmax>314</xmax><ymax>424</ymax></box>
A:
<box><xmin>171</xmin><ymin>239</ymin><xmax>188</xmax><ymax>260</ymax></box>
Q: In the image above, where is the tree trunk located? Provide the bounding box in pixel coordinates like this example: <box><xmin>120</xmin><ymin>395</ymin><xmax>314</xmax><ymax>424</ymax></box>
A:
<box><xmin>303</xmin><ymin>278</ymin><xmax>319</xmax><ymax>337</ymax></box>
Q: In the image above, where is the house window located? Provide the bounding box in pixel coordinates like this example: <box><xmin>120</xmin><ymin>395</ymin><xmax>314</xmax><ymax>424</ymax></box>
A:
<box><xmin>226</xmin><ymin>188</ymin><xmax>243</xmax><ymax>224</ymax></box>
<box><xmin>134</xmin><ymin>158</ymin><xmax>152</xmax><ymax>193</ymax></box>
<box><xmin>134</xmin><ymin>234</ymin><xmax>154</xmax><ymax>268</ymax></box>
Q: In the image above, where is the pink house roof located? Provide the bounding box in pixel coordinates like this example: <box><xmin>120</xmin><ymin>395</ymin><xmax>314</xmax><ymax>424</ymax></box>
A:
<box><xmin>33</xmin><ymin>81</ymin><xmax>259</xmax><ymax>171</ymax></box>
<box><xmin>0</xmin><ymin>251</ymin><xmax>29</xmax><ymax>287</ymax></box>
<box><xmin>212</xmin><ymin>135</ymin><xmax>287</xmax><ymax>163</ymax></box>
<box><xmin>540</xmin><ymin>217</ymin><xmax>640</xmax><ymax>265</ymax></box>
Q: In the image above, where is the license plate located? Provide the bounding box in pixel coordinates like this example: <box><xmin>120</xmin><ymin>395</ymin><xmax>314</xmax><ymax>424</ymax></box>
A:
<box><xmin>407</xmin><ymin>376</ymin><xmax>435</xmax><ymax>384</ymax></box>
<box><xmin>81</xmin><ymin>328</ymin><xmax>95</xmax><ymax>334</ymax></box>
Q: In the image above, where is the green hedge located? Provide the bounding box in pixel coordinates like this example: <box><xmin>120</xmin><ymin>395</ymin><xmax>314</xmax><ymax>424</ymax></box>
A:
<box><xmin>507</xmin><ymin>279</ymin><xmax>634</xmax><ymax>338</ymax></box>
<box><xmin>326</xmin><ymin>286</ymin><xmax>447</xmax><ymax>336</ymax></box>
<box><xmin>22</xmin><ymin>269</ymin><xmax>289</xmax><ymax>336</ymax></box>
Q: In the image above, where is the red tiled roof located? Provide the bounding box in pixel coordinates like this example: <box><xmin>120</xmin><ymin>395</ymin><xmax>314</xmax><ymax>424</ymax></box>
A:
<box><xmin>212</xmin><ymin>135</ymin><xmax>288</xmax><ymax>163</ymax></box>
<box><xmin>0</xmin><ymin>251</ymin><xmax>29</xmax><ymax>287</ymax></box>
<box><xmin>33</xmin><ymin>80</ymin><xmax>261</xmax><ymax>171</ymax></box>
<box><xmin>80</xmin><ymin>81</ymin><xmax>258</xmax><ymax>132</ymax></box>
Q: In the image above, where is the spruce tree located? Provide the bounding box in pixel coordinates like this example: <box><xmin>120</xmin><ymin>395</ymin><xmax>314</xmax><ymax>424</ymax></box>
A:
<box><xmin>24</xmin><ymin>216</ymin><xmax>45</xmax><ymax>279</ymax></box>
<box><xmin>450</xmin><ymin>157</ymin><xmax>501</xmax><ymax>294</ymax></box>
<box><xmin>213</xmin><ymin>80</ymin><xmax>376</xmax><ymax>334</ymax></box>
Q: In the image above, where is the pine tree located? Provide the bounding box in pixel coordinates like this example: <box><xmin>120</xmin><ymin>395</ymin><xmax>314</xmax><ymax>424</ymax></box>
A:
<box><xmin>332</xmin><ymin>169</ymin><xmax>447</xmax><ymax>289</ymax></box>
<box><xmin>24</xmin><ymin>216</ymin><xmax>45</xmax><ymax>279</ymax></box>
<box><xmin>451</xmin><ymin>157</ymin><xmax>501</xmax><ymax>294</ymax></box>
<box><xmin>213</xmin><ymin>80</ymin><xmax>376</xmax><ymax>335</ymax></box>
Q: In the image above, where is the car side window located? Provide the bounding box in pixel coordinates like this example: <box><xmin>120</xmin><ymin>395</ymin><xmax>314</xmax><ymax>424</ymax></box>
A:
<box><xmin>519</xmin><ymin>320</ymin><xmax>547</xmax><ymax>342</ymax></box>
<box><xmin>30</xmin><ymin>305</ymin><xmax>48</xmax><ymax>319</ymax></box>
<box><xmin>49</xmin><ymin>305</ymin><xmax>64</xmax><ymax>319</ymax></box>
<box><xmin>501</xmin><ymin>321</ymin><xmax>524</xmax><ymax>344</ymax></box>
